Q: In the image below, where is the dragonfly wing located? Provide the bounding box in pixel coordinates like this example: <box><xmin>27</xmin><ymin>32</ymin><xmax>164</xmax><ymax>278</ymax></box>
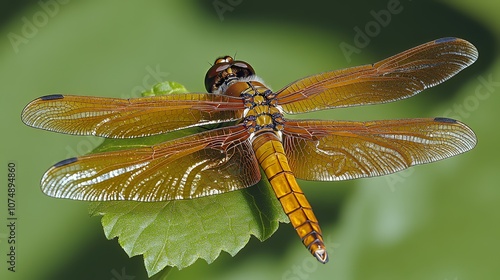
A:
<box><xmin>282</xmin><ymin>118</ymin><xmax>477</xmax><ymax>181</ymax></box>
<box><xmin>21</xmin><ymin>93</ymin><xmax>245</xmax><ymax>138</ymax></box>
<box><xmin>276</xmin><ymin>38</ymin><xmax>478</xmax><ymax>113</ymax></box>
<box><xmin>41</xmin><ymin>125</ymin><xmax>261</xmax><ymax>201</ymax></box>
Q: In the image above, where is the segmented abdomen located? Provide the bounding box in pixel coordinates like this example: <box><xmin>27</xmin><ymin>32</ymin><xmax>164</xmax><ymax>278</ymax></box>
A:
<box><xmin>251</xmin><ymin>131</ymin><xmax>328</xmax><ymax>263</ymax></box>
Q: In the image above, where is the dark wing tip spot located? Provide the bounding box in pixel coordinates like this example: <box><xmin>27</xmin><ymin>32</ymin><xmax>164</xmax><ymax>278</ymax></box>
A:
<box><xmin>40</xmin><ymin>94</ymin><xmax>64</xmax><ymax>101</ymax></box>
<box><xmin>434</xmin><ymin>117</ymin><xmax>458</xmax><ymax>123</ymax></box>
<box><xmin>434</xmin><ymin>37</ymin><xmax>457</xmax><ymax>44</ymax></box>
<box><xmin>54</xmin><ymin>157</ymin><xmax>78</xmax><ymax>167</ymax></box>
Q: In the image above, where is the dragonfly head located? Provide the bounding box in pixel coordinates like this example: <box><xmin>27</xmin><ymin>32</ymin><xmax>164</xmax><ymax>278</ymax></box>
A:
<box><xmin>205</xmin><ymin>56</ymin><xmax>255</xmax><ymax>93</ymax></box>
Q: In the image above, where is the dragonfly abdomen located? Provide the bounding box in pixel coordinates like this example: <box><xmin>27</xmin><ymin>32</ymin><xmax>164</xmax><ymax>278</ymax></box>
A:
<box><xmin>251</xmin><ymin>131</ymin><xmax>329</xmax><ymax>263</ymax></box>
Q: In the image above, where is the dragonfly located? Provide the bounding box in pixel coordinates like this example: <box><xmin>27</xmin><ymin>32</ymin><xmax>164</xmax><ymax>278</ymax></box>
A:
<box><xmin>22</xmin><ymin>37</ymin><xmax>478</xmax><ymax>264</ymax></box>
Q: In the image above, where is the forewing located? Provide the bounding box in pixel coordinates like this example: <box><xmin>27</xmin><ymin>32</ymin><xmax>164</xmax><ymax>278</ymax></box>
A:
<box><xmin>276</xmin><ymin>38</ymin><xmax>478</xmax><ymax>113</ymax></box>
<box><xmin>282</xmin><ymin>118</ymin><xmax>476</xmax><ymax>181</ymax></box>
<box><xmin>41</xmin><ymin>125</ymin><xmax>261</xmax><ymax>201</ymax></box>
<box><xmin>21</xmin><ymin>93</ymin><xmax>245</xmax><ymax>138</ymax></box>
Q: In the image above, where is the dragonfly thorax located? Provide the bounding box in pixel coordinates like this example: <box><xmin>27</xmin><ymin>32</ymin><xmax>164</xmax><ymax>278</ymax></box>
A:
<box><xmin>232</xmin><ymin>80</ymin><xmax>285</xmax><ymax>134</ymax></box>
<box><xmin>205</xmin><ymin>56</ymin><xmax>285</xmax><ymax>134</ymax></box>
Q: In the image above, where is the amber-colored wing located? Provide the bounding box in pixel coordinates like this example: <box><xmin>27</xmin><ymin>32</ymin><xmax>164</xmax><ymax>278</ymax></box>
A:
<box><xmin>21</xmin><ymin>93</ymin><xmax>245</xmax><ymax>138</ymax></box>
<box><xmin>276</xmin><ymin>37</ymin><xmax>478</xmax><ymax>113</ymax></box>
<box><xmin>282</xmin><ymin>118</ymin><xmax>476</xmax><ymax>181</ymax></box>
<box><xmin>40</xmin><ymin>125</ymin><xmax>260</xmax><ymax>201</ymax></box>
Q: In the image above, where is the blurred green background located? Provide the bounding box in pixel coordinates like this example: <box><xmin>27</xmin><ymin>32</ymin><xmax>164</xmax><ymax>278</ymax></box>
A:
<box><xmin>1</xmin><ymin>0</ymin><xmax>499</xmax><ymax>279</ymax></box>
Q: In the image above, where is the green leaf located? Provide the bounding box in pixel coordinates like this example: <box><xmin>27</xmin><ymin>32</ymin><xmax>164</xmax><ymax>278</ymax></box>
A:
<box><xmin>141</xmin><ymin>80</ymin><xmax>189</xmax><ymax>96</ymax></box>
<box><xmin>87</xmin><ymin>81</ymin><xmax>288</xmax><ymax>277</ymax></box>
